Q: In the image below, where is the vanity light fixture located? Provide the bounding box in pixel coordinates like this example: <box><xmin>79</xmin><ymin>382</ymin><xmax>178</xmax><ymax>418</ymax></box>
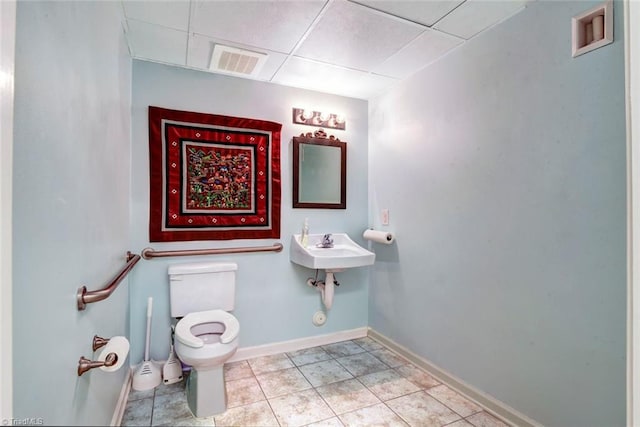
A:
<box><xmin>292</xmin><ymin>108</ymin><xmax>346</xmax><ymax>130</ymax></box>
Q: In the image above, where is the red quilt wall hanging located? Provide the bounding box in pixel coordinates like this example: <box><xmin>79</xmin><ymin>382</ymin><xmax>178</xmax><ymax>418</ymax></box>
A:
<box><xmin>148</xmin><ymin>106</ymin><xmax>282</xmax><ymax>242</ymax></box>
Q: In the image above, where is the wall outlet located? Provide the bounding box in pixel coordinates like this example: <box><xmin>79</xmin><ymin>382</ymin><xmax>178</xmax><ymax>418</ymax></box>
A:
<box><xmin>381</xmin><ymin>209</ymin><xmax>389</xmax><ymax>225</ymax></box>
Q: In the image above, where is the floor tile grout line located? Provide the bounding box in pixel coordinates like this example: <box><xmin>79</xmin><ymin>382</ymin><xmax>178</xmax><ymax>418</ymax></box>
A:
<box><xmin>384</xmin><ymin>401</ymin><xmax>414</xmax><ymax>427</ymax></box>
<box><xmin>261</xmin><ymin>387</ymin><xmax>283</xmax><ymax>427</ymax></box>
<box><xmin>423</xmin><ymin>385</ymin><xmax>482</xmax><ymax>420</ymax></box>
<box><xmin>293</xmin><ymin>364</ymin><xmax>314</xmax><ymax>392</ymax></box>
<box><xmin>363</xmin><ymin>340</ymin><xmax>512</xmax><ymax>426</ymax></box>
<box><xmin>313</xmin><ymin>376</ymin><xmax>370</xmax><ymax>419</ymax></box>
<box><xmin>149</xmin><ymin>387</ymin><xmax>157</xmax><ymax>427</ymax></box>
<box><xmin>337</xmin><ymin>400</ymin><xmax>397</xmax><ymax>423</ymax></box>
<box><xmin>332</xmin><ymin>348</ymin><xmax>392</xmax><ymax>377</ymax></box>
<box><xmin>124</xmin><ymin>338</ymin><xmax>509</xmax><ymax>427</ymax></box>
<box><xmin>307</xmin><ymin>383</ymin><xmax>339</xmax><ymax>423</ymax></box>
<box><xmin>365</xmin><ymin>338</ymin><xmax>513</xmax><ymax>426</ymax></box>
<box><xmin>442</xmin><ymin>417</ymin><xmax>468</xmax><ymax>427</ymax></box>
<box><xmin>463</xmin><ymin>408</ymin><xmax>489</xmax><ymax>420</ymax></box>
<box><xmin>355</xmin><ymin>370</ymin><xmax>425</xmax><ymax>404</ymax></box>
<box><xmin>262</xmin><ymin>377</ymin><xmax>337</xmax><ymax>426</ymax></box>
<box><xmin>378</xmin><ymin>395</ymin><xmax>417</xmax><ymax>427</ymax></box>
<box><xmin>225</xmin><ymin>371</ymin><xmax>268</xmax><ymax>411</ymax></box>
<box><xmin>424</xmin><ymin>382</ymin><xmax>509</xmax><ymax>425</ymax></box>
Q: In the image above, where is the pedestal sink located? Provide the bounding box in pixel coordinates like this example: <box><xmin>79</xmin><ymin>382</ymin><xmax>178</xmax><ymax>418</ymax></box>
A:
<box><xmin>290</xmin><ymin>233</ymin><xmax>375</xmax><ymax>310</ymax></box>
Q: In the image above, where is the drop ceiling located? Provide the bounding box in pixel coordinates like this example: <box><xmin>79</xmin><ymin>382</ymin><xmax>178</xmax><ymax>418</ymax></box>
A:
<box><xmin>122</xmin><ymin>0</ymin><xmax>530</xmax><ymax>100</ymax></box>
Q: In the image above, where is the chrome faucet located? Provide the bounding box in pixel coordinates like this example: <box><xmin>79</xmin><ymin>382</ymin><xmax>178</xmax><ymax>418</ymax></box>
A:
<box><xmin>321</xmin><ymin>233</ymin><xmax>334</xmax><ymax>248</ymax></box>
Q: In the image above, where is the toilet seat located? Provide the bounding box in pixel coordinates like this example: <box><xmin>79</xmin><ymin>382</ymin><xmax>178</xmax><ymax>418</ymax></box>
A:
<box><xmin>175</xmin><ymin>309</ymin><xmax>239</xmax><ymax>348</ymax></box>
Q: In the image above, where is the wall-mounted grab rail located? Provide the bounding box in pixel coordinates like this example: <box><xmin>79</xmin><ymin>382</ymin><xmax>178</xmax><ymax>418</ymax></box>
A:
<box><xmin>77</xmin><ymin>252</ymin><xmax>141</xmax><ymax>311</ymax></box>
<box><xmin>141</xmin><ymin>243</ymin><xmax>283</xmax><ymax>260</ymax></box>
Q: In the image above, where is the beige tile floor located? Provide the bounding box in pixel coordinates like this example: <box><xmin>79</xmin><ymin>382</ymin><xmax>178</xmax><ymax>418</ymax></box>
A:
<box><xmin>121</xmin><ymin>337</ymin><xmax>510</xmax><ymax>427</ymax></box>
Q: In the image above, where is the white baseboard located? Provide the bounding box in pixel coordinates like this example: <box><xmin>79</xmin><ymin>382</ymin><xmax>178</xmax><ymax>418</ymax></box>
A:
<box><xmin>111</xmin><ymin>369</ymin><xmax>132</xmax><ymax>427</ymax></box>
<box><xmin>228</xmin><ymin>327</ymin><xmax>368</xmax><ymax>362</ymax></box>
<box><xmin>367</xmin><ymin>328</ymin><xmax>542</xmax><ymax>427</ymax></box>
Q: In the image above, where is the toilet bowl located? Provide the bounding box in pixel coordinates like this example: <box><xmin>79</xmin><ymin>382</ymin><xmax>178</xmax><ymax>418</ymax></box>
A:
<box><xmin>173</xmin><ymin>309</ymin><xmax>239</xmax><ymax>417</ymax></box>
<box><xmin>174</xmin><ymin>309</ymin><xmax>239</xmax><ymax>368</ymax></box>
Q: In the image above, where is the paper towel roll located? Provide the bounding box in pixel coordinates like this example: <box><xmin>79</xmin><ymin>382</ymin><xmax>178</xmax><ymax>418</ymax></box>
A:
<box><xmin>363</xmin><ymin>229</ymin><xmax>395</xmax><ymax>245</ymax></box>
<box><xmin>98</xmin><ymin>336</ymin><xmax>129</xmax><ymax>372</ymax></box>
<box><xmin>592</xmin><ymin>15</ymin><xmax>604</xmax><ymax>42</ymax></box>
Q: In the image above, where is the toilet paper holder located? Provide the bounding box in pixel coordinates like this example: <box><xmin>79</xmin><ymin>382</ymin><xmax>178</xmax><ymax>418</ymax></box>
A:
<box><xmin>92</xmin><ymin>335</ymin><xmax>110</xmax><ymax>352</ymax></box>
<box><xmin>77</xmin><ymin>335</ymin><xmax>123</xmax><ymax>376</ymax></box>
<box><xmin>77</xmin><ymin>353</ymin><xmax>118</xmax><ymax>376</ymax></box>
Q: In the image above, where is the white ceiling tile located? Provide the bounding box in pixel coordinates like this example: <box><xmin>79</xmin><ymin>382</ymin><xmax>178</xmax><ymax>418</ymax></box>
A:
<box><xmin>126</xmin><ymin>20</ymin><xmax>188</xmax><ymax>65</ymax></box>
<box><xmin>295</xmin><ymin>0</ymin><xmax>425</xmax><ymax>71</ymax></box>
<box><xmin>373</xmin><ymin>28</ymin><xmax>463</xmax><ymax>79</ymax></box>
<box><xmin>122</xmin><ymin>0</ymin><xmax>190</xmax><ymax>31</ymax></box>
<box><xmin>189</xmin><ymin>0</ymin><xmax>326</xmax><ymax>53</ymax></box>
<box><xmin>187</xmin><ymin>34</ymin><xmax>288</xmax><ymax>81</ymax></box>
<box><xmin>351</xmin><ymin>0</ymin><xmax>465</xmax><ymax>27</ymax></box>
<box><xmin>272</xmin><ymin>56</ymin><xmax>399</xmax><ymax>99</ymax></box>
<box><xmin>122</xmin><ymin>0</ymin><xmax>531</xmax><ymax>99</ymax></box>
<box><xmin>433</xmin><ymin>0</ymin><xmax>528</xmax><ymax>40</ymax></box>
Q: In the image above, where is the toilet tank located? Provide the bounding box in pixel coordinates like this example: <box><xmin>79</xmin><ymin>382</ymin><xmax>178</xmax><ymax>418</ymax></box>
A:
<box><xmin>168</xmin><ymin>262</ymin><xmax>237</xmax><ymax>317</ymax></box>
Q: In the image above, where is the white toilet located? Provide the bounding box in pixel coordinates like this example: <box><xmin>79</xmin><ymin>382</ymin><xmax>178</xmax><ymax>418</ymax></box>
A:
<box><xmin>168</xmin><ymin>261</ymin><xmax>240</xmax><ymax>417</ymax></box>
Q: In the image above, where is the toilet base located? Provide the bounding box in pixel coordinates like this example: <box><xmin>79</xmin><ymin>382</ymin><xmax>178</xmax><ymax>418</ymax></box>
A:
<box><xmin>186</xmin><ymin>365</ymin><xmax>227</xmax><ymax>417</ymax></box>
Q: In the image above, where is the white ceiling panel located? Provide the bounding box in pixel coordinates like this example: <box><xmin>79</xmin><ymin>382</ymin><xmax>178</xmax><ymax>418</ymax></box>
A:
<box><xmin>122</xmin><ymin>0</ymin><xmax>190</xmax><ymax>31</ymax></box>
<box><xmin>373</xmin><ymin>28</ymin><xmax>464</xmax><ymax>79</ymax></box>
<box><xmin>295</xmin><ymin>0</ymin><xmax>425</xmax><ymax>71</ymax></box>
<box><xmin>187</xmin><ymin>34</ymin><xmax>288</xmax><ymax>81</ymax></box>
<box><xmin>433</xmin><ymin>0</ymin><xmax>528</xmax><ymax>40</ymax></box>
<box><xmin>352</xmin><ymin>0</ymin><xmax>465</xmax><ymax>27</ymax></box>
<box><xmin>272</xmin><ymin>56</ymin><xmax>399</xmax><ymax>99</ymax></box>
<box><xmin>126</xmin><ymin>20</ymin><xmax>188</xmax><ymax>66</ymax></box>
<box><xmin>121</xmin><ymin>0</ymin><xmax>532</xmax><ymax>100</ymax></box>
<box><xmin>189</xmin><ymin>0</ymin><xmax>327</xmax><ymax>54</ymax></box>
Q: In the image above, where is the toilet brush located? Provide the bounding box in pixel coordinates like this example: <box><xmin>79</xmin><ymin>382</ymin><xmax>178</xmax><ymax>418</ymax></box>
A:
<box><xmin>162</xmin><ymin>326</ymin><xmax>183</xmax><ymax>384</ymax></box>
<box><xmin>132</xmin><ymin>297</ymin><xmax>161</xmax><ymax>391</ymax></box>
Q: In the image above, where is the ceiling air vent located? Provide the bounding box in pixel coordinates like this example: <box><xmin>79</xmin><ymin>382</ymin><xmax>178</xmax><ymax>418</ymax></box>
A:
<box><xmin>209</xmin><ymin>44</ymin><xmax>268</xmax><ymax>78</ymax></box>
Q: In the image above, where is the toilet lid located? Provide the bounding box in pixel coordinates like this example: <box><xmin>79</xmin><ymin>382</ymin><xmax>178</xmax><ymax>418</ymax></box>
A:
<box><xmin>175</xmin><ymin>309</ymin><xmax>240</xmax><ymax>348</ymax></box>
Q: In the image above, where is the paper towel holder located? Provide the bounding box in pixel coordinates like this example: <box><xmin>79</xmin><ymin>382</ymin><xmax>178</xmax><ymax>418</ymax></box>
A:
<box><xmin>363</xmin><ymin>228</ymin><xmax>395</xmax><ymax>245</ymax></box>
<box><xmin>571</xmin><ymin>0</ymin><xmax>613</xmax><ymax>58</ymax></box>
<box><xmin>77</xmin><ymin>353</ymin><xmax>118</xmax><ymax>376</ymax></box>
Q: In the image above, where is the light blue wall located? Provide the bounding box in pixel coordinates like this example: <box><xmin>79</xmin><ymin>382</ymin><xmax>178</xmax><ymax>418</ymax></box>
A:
<box><xmin>368</xmin><ymin>1</ymin><xmax>626</xmax><ymax>426</ymax></box>
<box><xmin>130</xmin><ymin>60</ymin><xmax>369</xmax><ymax>364</ymax></box>
<box><xmin>13</xmin><ymin>1</ymin><xmax>132</xmax><ymax>425</ymax></box>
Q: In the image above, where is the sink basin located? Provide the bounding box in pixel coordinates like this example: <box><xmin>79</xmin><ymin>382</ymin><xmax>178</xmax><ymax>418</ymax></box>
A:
<box><xmin>290</xmin><ymin>233</ymin><xmax>375</xmax><ymax>270</ymax></box>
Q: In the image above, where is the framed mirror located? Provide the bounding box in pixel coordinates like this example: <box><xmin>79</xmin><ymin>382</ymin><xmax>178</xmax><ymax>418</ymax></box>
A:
<box><xmin>293</xmin><ymin>134</ymin><xmax>346</xmax><ymax>209</ymax></box>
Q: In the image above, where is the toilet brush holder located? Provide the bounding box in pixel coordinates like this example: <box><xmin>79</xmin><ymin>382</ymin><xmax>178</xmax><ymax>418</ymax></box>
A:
<box><xmin>132</xmin><ymin>360</ymin><xmax>161</xmax><ymax>391</ymax></box>
<box><xmin>132</xmin><ymin>297</ymin><xmax>161</xmax><ymax>391</ymax></box>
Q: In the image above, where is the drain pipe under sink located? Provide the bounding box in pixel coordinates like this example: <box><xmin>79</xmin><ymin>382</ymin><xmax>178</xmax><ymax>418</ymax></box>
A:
<box><xmin>307</xmin><ymin>271</ymin><xmax>337</xmax><ymax>310</ymax></box>
<box><xmin>318</xmin><ymin>272</ymin><xmax>335</xmax><ymax>310</ymax></box>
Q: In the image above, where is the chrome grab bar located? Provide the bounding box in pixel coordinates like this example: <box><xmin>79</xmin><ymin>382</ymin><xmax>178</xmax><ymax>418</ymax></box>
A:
<box><xmin>141</xmin><ymin>243</ymin><xmax>283</xmax><ymax>259</ymax></box>
<box><xmin>76</xmin><ymin>251</ymin><xmax>141</xmax><ymax>311</ymax></box>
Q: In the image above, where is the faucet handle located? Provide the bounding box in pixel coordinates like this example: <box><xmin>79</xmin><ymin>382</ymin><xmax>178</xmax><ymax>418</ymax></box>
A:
<box><xmin>322</xmin><ymin>234</ymin><xmax>334</xmax><ymax>246</ymax></box>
